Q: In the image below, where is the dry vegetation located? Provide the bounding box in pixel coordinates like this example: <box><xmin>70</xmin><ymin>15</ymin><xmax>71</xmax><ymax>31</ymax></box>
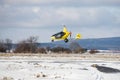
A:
<box><xmin>0</xmin><ymin>53</ymin><xmax>120</xmax><ymax>61</ymax></box>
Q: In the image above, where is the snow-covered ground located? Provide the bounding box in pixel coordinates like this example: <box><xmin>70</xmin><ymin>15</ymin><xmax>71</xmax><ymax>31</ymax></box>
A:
<box><xmin>0</xmin><ymin>53</ymin><xmax>120</xmax><ymax>80</ymax></box>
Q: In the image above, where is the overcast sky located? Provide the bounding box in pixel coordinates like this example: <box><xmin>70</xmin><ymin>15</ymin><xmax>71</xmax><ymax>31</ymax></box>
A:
<box><xmin>0</xmin><ymin>0</ymin><xmax>120</xmax><ymax>43</ymax></box>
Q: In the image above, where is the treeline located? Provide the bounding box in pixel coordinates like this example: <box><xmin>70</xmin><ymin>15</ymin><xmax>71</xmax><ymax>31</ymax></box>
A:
<box><xmin>0</xmin><ymin>36</ymin><xmax>99</xmax><ymax>54</ymax></box>
<box><xmin>14</xmin><ymin>36</ymin><xmax>87</xmax><ymax>53</ymax></box>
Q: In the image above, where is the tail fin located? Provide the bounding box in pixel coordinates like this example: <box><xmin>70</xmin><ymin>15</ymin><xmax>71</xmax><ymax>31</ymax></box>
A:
<box><xmin>63</xmin><ymin>25</ymin><xmax>68</xmax><ymax>32</ymax></box>
<box><xmin>76</xmin><ymin>33</ymin><xmax>81</xmax><ymax>39</ymax></box>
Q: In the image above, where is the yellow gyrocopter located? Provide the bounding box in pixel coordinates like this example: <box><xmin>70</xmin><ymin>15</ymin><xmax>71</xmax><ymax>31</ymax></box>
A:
<box><xmin>51</xmin><ymin>25</ymin><xmax>81</xmax><ymax>43</ymax></box>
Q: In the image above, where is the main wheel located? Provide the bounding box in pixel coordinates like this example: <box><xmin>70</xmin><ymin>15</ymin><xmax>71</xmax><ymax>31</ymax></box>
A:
<box><xmin>64</xmin><ymin>38</ymin><xmax>68</xmax><ymax>43</ymax></box>
<box><xmin>51</xmin><ymin>40</ymin><xmax>54</xmax><ymax>42</ymax></box>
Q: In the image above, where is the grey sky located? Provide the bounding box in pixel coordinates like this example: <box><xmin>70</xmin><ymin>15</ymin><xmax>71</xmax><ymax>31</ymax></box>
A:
<box><xmin>0</xmin><ymin>0</ymin><xmax>120</xmax><ymax>43</ymax></box>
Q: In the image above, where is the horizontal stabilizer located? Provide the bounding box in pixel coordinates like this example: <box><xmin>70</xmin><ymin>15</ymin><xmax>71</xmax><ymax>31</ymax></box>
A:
<box><xmin>76</xmin><ymin>33</ymin><xmax>81</xmax><ymax>39</ymax></box>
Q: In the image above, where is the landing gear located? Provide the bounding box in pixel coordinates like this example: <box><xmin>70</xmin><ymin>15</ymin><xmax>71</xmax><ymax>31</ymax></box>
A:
<box><xmin>64</xmin><ymin>38</ymin><xmax>68</xmax><ymax>43</ymax></box>
<box><xmin>51</xmin><ymin>40</ymin><xmax>54</xmax><ymax>42</ymax></box>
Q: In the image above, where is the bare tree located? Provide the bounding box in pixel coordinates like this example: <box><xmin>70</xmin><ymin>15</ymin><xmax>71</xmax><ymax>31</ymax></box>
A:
<box><xmin>0</xmin><ymin>40</ymin><xmax>6</xmax><ymax>52</ymax></box>
<box><xmin>27</xmin><ymin>36</ymin><xmax>38</xmax><ymax>43</ymax></box>
<box><xmin>0</xmin><ymin>39</ymin><xmax>12</xmax><ymax>52</ymax></box>
<box><xmin>5</xmin><ymin>39</ymin><xmax>12</xmax><ymax>52</ymax></box>
<box><xmin>69</xmin><ymin>41</ymin><xmax>87</xmax><ymax>53</ymax></box>
<box><xmin>27</xmin><ymin>36</ymin><xmax>38</xmax><ymax>53</ymax></box>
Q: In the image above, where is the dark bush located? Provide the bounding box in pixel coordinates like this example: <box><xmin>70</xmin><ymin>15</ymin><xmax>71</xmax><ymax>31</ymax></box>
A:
<box><xmin>0</xmin><ymin>45</ymin><xmax>6</xmax><ymax>52</ymax></box>
<box><xmin>89</xmin><ymin>49</ymin><xmax>99</xmax><ymax>54</ymax></box>
<box><xmin>36</xmin><ymin>48</ymin><xmax>47</xmax><ymax>53</ymax></box>
<box><xmin>51</xmin><ymin>47</ymin><xmax>72</xmax><ymax>53</ymax></box>
<box><xmin>74</xmin><ymin>48</ymin><xmax>87</xmax><ymax>53</ymax></box>
<box><xmin>14</xmin><ymin>41</ymin><xmax>31</xmax><ymax>53</ymax></box>
<box><xmin>14</xmin><ymin>36</ymin><xmax>38</xmax><ymax>53</ymax></box>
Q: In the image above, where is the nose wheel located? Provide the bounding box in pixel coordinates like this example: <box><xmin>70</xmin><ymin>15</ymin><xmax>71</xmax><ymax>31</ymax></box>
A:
<box><xmin>64</xmin><ymin>38</ymin><xmax>68</xmax><ymax>43</ymax></box>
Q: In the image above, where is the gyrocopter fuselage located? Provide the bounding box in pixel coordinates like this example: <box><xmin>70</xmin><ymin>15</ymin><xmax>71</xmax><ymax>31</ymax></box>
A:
<box><xmin>51</xmin><ymin>25</ymin><xmax>81</xmax><ymax>43</ymax></box>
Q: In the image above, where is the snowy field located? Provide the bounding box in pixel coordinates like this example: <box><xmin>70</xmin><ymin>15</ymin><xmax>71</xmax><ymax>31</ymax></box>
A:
<box><xmin>0</xmin><ymin>53</ymin><xmax>120</xmax><ymax>80</ymax></box>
